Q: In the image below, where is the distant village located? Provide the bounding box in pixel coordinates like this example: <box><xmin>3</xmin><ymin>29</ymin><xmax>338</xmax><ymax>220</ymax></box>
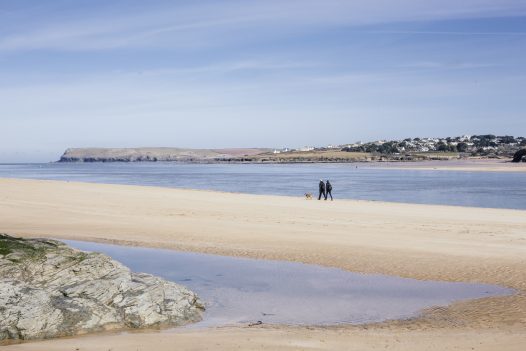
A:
<box><xmin>274</xmin><ymin>135</ymin><xmax>526</xmax><ymax>158</ymax></box>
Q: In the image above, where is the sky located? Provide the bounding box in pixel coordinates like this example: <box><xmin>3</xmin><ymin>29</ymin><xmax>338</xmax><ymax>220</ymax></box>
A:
<box><xmin>1</xmin><ymin>0</ymin><xmax>526</xmax><ymax>162</ymax></box>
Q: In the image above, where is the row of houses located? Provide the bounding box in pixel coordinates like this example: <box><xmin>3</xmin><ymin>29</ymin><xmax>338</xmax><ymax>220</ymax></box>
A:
<box><xmin>275</xmin><ymin>135</ymin><xmax>525</xmax><ymax>156</ymax></box>
<box><xmin>340</xmin><ymin>135</ymin><xmax>526</xmax><ymax>155</ymax></box>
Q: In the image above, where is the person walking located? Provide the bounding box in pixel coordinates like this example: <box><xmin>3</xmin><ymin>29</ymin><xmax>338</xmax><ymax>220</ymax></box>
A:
<box><xmin>318</xmin><ymin>179</ymin><xmax>326</xmax><ymax>200</ymax></box>
<box><xmin>325</xmin><ymin>180</ymin><xmax>333</xmax><ymax>201</ymax></box>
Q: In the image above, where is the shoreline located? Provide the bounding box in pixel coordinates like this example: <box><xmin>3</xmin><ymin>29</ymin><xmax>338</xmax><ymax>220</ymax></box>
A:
<box><xmin>366</xmin><ymin>159</ymin><xmax>526</xmax><ymax>173</ymax></box>
<box><xmin>1</xmin><ymin>178</ymin><xmax>526</xmax><ymax>350</ymax></box>
<box><xmin>3</xmin><ymin>158</ymin><xmax>526</xmax><ymax>174</ymax></box>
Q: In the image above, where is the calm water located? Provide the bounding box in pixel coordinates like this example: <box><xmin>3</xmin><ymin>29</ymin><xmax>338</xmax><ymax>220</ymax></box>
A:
<box><xmin>1</xmin><ymin>162</ymin><xmax>525</xmax><ymax>209</ymax></box>
<box><xmin>64</xmin><ymin>240</ymin><xmax>513</xmax><ymax>327</ymax></box>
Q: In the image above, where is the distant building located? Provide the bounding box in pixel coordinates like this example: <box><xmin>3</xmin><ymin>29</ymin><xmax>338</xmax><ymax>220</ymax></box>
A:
<box><xmin>273</xmin><ymin>148</ymin><xmax>291</xmax><ymax>154</ymax></box>
<box><xmin>298</xmin><ymin>146</ymin><xmax>314</xmax><ymax>152</ymax></box>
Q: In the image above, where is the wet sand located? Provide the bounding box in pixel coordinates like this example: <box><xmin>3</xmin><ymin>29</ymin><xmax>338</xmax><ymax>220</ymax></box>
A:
<box><xmin>1</xmin><ymin>178</ymin><xmax>525</xmax><ymax>350</ymax></box>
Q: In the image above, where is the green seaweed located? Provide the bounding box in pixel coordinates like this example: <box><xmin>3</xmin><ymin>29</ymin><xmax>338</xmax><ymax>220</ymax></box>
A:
<box><xmin>0</xmin><ymin>235</ymin><xmax>31</xmax><ymax>255</ymax></box>
<box><xmin>0</xmin><ymin>234</ymin><xmax>47</xmax><ymax>259</ymax></box>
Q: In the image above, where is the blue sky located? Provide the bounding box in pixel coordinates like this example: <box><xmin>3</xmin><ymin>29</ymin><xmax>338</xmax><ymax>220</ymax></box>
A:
<box><xmin>1</xmin><ymin>0</ymin><xmax>525</xmax><ymax>162</ymax></box>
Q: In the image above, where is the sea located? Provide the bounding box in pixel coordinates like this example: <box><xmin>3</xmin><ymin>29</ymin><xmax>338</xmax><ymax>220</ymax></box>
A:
<box><xmin>0</xmin><ymin>162</ymin><xmax>524</xmax><ymax>210</ymax></box>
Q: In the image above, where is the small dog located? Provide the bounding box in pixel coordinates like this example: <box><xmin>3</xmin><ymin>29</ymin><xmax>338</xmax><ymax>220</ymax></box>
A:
<box><xmin>304</xmin><ymin>193</ymin><xmax>313</xmax><ymax>200</ymax></box>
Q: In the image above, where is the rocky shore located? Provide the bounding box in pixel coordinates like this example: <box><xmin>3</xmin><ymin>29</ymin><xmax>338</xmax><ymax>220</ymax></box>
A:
<box><xmin>0</xmin><ymin>235</ymin><xmax>203</xmax><ymax>342</ymax></box>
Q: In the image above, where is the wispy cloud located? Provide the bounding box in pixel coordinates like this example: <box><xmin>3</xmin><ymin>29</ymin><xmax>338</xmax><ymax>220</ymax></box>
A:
<box><xmin>399</xmin><ymin>61</ymin><xmax>499</xmax><ymax>69</ymax></box>
<box><xmin>363</xmin><ymin>30</ymin><xmax>526</xmax><ymax>36</ymax></box>
<box><xmin>131</xmin><ymin>60</ymin><xmax>318</xmax><ymax>77</ymax></box>
<box><xmin>1</xmin><ymin>0</ymin><xmax>526</xmax><ymax>51</ymax></box>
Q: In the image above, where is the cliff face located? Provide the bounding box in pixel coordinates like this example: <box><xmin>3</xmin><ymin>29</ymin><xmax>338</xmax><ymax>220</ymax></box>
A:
<box><xmin>0</xmin><ymin>235</ymin><xmax>203</xmax><ymax>341</ymax></box>
<box><xmin>58</xmin><ymin>147</ymin><xmax>271</xmax><ymax>162</ymax></box>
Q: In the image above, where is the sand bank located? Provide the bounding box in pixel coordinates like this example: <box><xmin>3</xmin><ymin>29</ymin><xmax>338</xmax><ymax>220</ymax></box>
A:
<box><xmin>367</xmin><ymin>159</ymin><xmax>526</xmax><ymax>172</ymax></box>
<box><xmin>1</xmin><ymin>178</ymin><xmax>525</xmax><ymax>350</ymax></box>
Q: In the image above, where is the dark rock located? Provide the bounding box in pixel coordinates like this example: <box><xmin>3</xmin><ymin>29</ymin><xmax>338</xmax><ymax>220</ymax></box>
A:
<box><xmin>512</xmin><ymin>149</ymin><xmax>526</xmax><ymax>163</ymax></box>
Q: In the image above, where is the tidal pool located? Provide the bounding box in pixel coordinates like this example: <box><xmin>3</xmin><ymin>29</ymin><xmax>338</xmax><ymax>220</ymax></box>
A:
<box><xmin>64</xmin><ymin>240</ymin><xmax>513</xmax><ymax>327</ymax></box>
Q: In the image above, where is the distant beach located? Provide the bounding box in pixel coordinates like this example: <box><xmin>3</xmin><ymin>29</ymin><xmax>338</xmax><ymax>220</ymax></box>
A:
<box><xmin>368</xmin><ymin>158</ymin><xmax>526</xmax><ymax>173</ymax></box>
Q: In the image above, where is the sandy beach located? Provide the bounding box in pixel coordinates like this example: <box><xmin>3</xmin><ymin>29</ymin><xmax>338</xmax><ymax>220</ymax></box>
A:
<box><xmin>1</xmin><ymin>177</ymin><xmax>525</xmax><ymax>350</ymax></box>
<box><xmin>366</xmin><ymin>159</ymin><xmax>526</xmax><ymax>173</ymax></box>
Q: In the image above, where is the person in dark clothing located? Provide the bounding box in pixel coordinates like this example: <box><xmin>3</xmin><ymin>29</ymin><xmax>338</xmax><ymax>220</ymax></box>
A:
<box><xmin>325</xmin><ymin>180</ymin><xmax>333</xmax><ymax>201</ymax></box>
<box><xmin>318</xmin><ymin>179</ymin><xmax>326</xmax><ymax>200</ymax></box>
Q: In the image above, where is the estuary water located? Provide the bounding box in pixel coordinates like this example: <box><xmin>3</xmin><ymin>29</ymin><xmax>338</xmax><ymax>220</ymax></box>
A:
<box><xmin>0</xmin><ymin>162</ymin><xmax>525</xmax><ymax>209</ymax></box>
<box><xmin>65</xmin><ymin>240</ymin><xmax>513</xmax><ymax>327</ymax></box>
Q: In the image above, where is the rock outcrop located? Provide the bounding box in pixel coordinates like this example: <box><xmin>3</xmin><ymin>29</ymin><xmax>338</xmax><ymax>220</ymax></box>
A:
<box><xmin>512</xmin><ymin>149</ymin><xmax>526</xmax><ymax>163</ymax></box>
<box><xmin>0</xmin><ymin>235</ymin><xmax>203</xmax><ymax>341</ymax></box>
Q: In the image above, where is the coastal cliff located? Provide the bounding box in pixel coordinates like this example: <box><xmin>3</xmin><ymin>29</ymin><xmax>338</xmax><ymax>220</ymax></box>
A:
<box><xmin>57</xmin><ymin>147</ymin><xmax>456</xmax><ymax>163</ymax></box>
<box><xmin>0</xmin><ymin>235</ymin><xmax>203</xmax><ymax>341</ymax></box>
<box><xmin>58</xmin><ymin>147</ymin><xmax>378</xmax><ymax>163</ymax></box>
<box><xmin>59</xmin><ymin>147</ymin><xmax>271</xmax><ymax>162</ymax></box>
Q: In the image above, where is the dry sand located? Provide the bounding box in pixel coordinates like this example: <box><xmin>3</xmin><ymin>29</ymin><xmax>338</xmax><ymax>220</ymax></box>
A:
<box><xmin>1</xmin><ymin>178</ymin><xmax>525</xmax><ymax>350</ymax></box>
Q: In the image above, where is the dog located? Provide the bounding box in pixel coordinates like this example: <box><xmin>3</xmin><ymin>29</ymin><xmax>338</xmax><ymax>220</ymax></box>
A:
<box><xmin>304</xmin><ymin>193</ymin><xmax>313</xmax><ymax>200</ymax></box>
